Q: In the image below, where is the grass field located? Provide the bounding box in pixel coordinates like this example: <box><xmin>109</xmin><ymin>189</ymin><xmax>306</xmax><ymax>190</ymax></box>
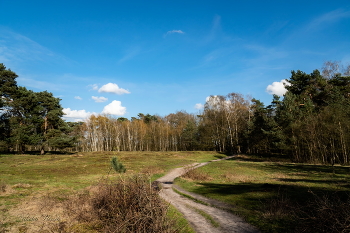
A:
<box><xmin>0</xmin><ymin>151</ymin><xmax>223</xmax><ymax>232</ymax></box>
<box><xmin>3</xmin><ymin>152</ymin><xmax>349</xmax><ymax>232</ymax></box>
<box><xmin>175</xmin><ymin>155</ymin><xmax>350</xmax><ymax>233</ymax></box>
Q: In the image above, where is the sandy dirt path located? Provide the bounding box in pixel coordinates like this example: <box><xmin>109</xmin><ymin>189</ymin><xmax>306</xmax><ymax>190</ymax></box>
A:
<box><xmin>156</xmin><ymin>156</ymin><xmax>260</xmax><ymax>233</ymax></box>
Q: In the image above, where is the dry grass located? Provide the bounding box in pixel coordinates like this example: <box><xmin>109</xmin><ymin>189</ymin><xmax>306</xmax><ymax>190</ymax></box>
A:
<box><xmin>140</xmin><ymin>165</ymin><xmax>164</xmax><ymax>175</ymax></box>
<box><xmin>0</xmin><ymin>180</ymin><xmax>8</xmax><ymax>193</ymax></box>
<box><xmin>6</xmin><ymin>175</ymin><xmax>183</xmax><ymax>232</ymax></box>
<box><xmin>7</xmin><ymin>190</ymin><xmax>68</xmax><ymax>233</ymax></box>
<box><xmin>222</xmin><ymin>172</ymin><xmax>254</xmax><ymax>183</ymax></box>
<box><xmin>182</xmin><ymin>167</ymin><xmax>212</xmax><ymax>182</ymax></box>
<box><xmin>12</xmin><ymin>183</ymin><xmax>32</xmax><ymax>189</ymax></box>
<box><xmin>0</xmin><ymin>182</ymin><xmax>27</xmax><ymax>196</ymax></box>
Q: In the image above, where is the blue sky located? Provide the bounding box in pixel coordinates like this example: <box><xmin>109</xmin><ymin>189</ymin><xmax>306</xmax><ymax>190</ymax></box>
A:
<box><xmin>1</xmin><ymin>1</ymin><xmax>350</xmax><ymax>121</ymax></box>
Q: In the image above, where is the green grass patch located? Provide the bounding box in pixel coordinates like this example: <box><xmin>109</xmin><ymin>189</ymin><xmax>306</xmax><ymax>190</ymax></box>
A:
<box><xmin>0</xmin><ymin>151</ymin><xmax>219</xmax><ymax>192</ymax></box>
<box><xmin>173</xmin><ymin>187</ymin><xmax>209</xmax><ymax>206</ymax></box>
<box><xmin>175</xmin><ymin>154</ymin><xmax>350</xmax><ymax>233</ymax></box>
<box><xmin>167</xmin><ymin>204</ymin><xmax>196</xmax><ymax>233</ymax></box>
<box><xmin>187</xmin><ymin>205</ymin><xmax>219</xmax><ymax>228</ymax></box>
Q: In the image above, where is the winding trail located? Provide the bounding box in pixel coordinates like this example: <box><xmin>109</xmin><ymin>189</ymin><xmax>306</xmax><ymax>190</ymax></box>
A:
<box><xmin>156</xmin><ymin>156</ymin><xmax>260</xmax><ymax>233</ymax></box>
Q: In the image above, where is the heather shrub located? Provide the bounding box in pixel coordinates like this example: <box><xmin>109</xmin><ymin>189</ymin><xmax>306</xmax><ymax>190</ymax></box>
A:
<box><xmin>63</xmin><ymin>175</ymin><xmax>181</xmax><ymax>232</ymax></box>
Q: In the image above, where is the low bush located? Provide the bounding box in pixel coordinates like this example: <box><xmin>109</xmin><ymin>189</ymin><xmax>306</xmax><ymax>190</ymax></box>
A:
<box><xmin>63</xmin><ymin>175</ymin><xmax>180</xmax><ymax>232</ymax></box>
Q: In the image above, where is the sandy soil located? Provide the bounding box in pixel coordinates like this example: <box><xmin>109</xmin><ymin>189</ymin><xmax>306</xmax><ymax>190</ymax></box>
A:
<box><xmin>156</xmin><ymin>156</ymin><xmax>260</xmax><ymax>233</ymax></box>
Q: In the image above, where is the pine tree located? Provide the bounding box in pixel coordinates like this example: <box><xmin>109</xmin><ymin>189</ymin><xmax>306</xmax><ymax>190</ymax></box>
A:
<box><xmin>111</xmin><ymin>157</ymin><xmax>126</xmax><ymax>173</ymax></box>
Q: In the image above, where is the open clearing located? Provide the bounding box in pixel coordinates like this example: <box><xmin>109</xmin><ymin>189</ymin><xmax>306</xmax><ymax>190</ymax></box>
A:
<box><xmin>1</xmin><ymin>152</ymin><xmax>349</xmax><ymax>232</ymax></box>
<box><xmin>0</xmin><ymin>151</ymin><xmax>220</xmax><ymax>232</ymax></box>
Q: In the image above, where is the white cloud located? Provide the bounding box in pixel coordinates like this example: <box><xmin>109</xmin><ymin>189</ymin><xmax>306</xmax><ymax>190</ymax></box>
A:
<box><xmin>92</xmin><ymin>96</ymin><xmax>108</xmax><ymax>103</ymax></box>
<box><xmin>98</xmin><ymin>83</ymin><xmax>130</xmax><ymax>95</ymax></box>
<box><xmin>266</xmin><ymin>79</ymin><xmax>290</xmax><ymax>96</ymax></box>
<box><xmin>75</xmin><ymin>96</ymin><xmax>82</xmax><ymax>100</ymax></box>
<box><xmin>164</xmin><ymin>30</ymin><xmax>185</xmax><ymax>37</ymax></box>
<box><xmin>102</xmin><ymin>100</ymin><xmax>126</xmax><ymax>116</ymax></box>
<box><xmin>63</xmin><ymin>108</ymin><xmax>94</xmax><ymax>122</ymax></box>
<box><xmin>194</xmin><ymin>103</ymin><xmax>204</xmax><ymax>109</ymax></box>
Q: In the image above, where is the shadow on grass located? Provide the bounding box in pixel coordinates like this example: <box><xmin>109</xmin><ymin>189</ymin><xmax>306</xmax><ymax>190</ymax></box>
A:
<box><xmin>227</xmin><ymin>156</ymin><xmax>350</xmax><ymax>176</ymax></box>
<box><xmin>277</xmin><ymin>178</ymin><xmax>350</xmax><ymax>185</ymax></box>
<box><xmin>190</xmin><ymin>181</ymin><xmax>350</xmax><ymax>206</ymax></box>
<box><xmin>0</xmin><ymin>151</ymin><xmax>75</xmax><ymax>155</ymax></box>
<box><xmin>180</xmin><ymin>156</ymin><xmax>350</xmax><ymax>232</ymax></box>
<box><xmin>188</xmin><ymin>181</ymin><xmax>350</xmax><ymax>232</ymax></box>
<box><xmin>226</xmin><ymin>155</ymin><xmax>291</xmax><ymax>163</ymax></box>
<box><xmin>262</xmin><ymin>163</ymin><xmax>350</xmax><ymax>176</ymax></box>
<box><xmin>214</xmin><ymin>152</ymin><xmax>233</xmax><ymax>159</ymax></box>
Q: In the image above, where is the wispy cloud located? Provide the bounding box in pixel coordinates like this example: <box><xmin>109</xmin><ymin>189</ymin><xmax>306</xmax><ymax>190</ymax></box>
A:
<box><xmin>243</xmin><ymin>44</ymin><xmax>288</xmax><ymax>67</ymax></box>
<box><xmin>118</xmin><ymin>47</ymin><xmax>140</xmax><ymax>63</ymax></box>
<box><xmin>282</xmin><ymin>8</ymin><xmax>350</xmax><ymax>47</ymax></box>
<box><xmin>201</xmin><ymin>15</ymin><xmax>222</xmax><ymax>44</ymax></box>
<box><xmin>0</xmin><ymin>27</ymin><xmax>62</xmax><ymax>64</ymax></box>
<box><xmin>92</xmin><ymin>96</ymin><xmax>108</xmax><ymax>103</ymax></box>
<box><xmin>89</xmin><ymin>84</ymin><xmax>99</xmax><ymax>91</ymax></box>
<box><xmin>164</xmin><ymin>30</ymin><xmax>185</xmax><ymax>37</ymax></box>
<box><xmin>305</xmin><ymin>9</ymin><xmax>350</xmax><ymax>32</ymax></box>
<box><xmin>74</xmin><ymin>96</ymin><xmax>82</xmax><ymax>100</ymax></box>
<box><xmin>16</xmin><ymin>76</ymin><xmax>65</xmax><ymax>91</ymax></box>
<box><xmin>194</xmin><ymin>45</ymin><xmax>241</xmax><ymax>70</ymax></box>
<box><xmin>210</xmin><ymin>15</ymin><xmax>221</xmax><ymax>34</ymax></box>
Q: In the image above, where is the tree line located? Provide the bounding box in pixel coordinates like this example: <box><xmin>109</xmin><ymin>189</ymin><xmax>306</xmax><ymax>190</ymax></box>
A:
<box><xmin>1</xmin><ymin>62</ymin><xmax>349</xmax><ymax>164</ymax></box>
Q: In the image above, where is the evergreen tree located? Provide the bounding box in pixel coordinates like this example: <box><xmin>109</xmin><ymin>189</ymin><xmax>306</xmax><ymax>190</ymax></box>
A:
<box><xmin>0</xmin><ymin>63</ymin><xmax>73</xmax><ymax>153</ymax></box>
<box><xmin>111</xmin><ymin>156</ymin><xmax>126</xmax><ymax>173</ymax></box>
<box><xmin>272</xmin><ymin>64</ymin><xmax>350</xmax><ymax>164</ymax></box>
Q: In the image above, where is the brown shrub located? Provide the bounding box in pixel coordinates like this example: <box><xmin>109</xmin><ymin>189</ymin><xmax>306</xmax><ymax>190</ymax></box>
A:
<box><xmin>63</xmin><ymin>175</ymin><xmax>180</xmax><ymax>233</ymax></box>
